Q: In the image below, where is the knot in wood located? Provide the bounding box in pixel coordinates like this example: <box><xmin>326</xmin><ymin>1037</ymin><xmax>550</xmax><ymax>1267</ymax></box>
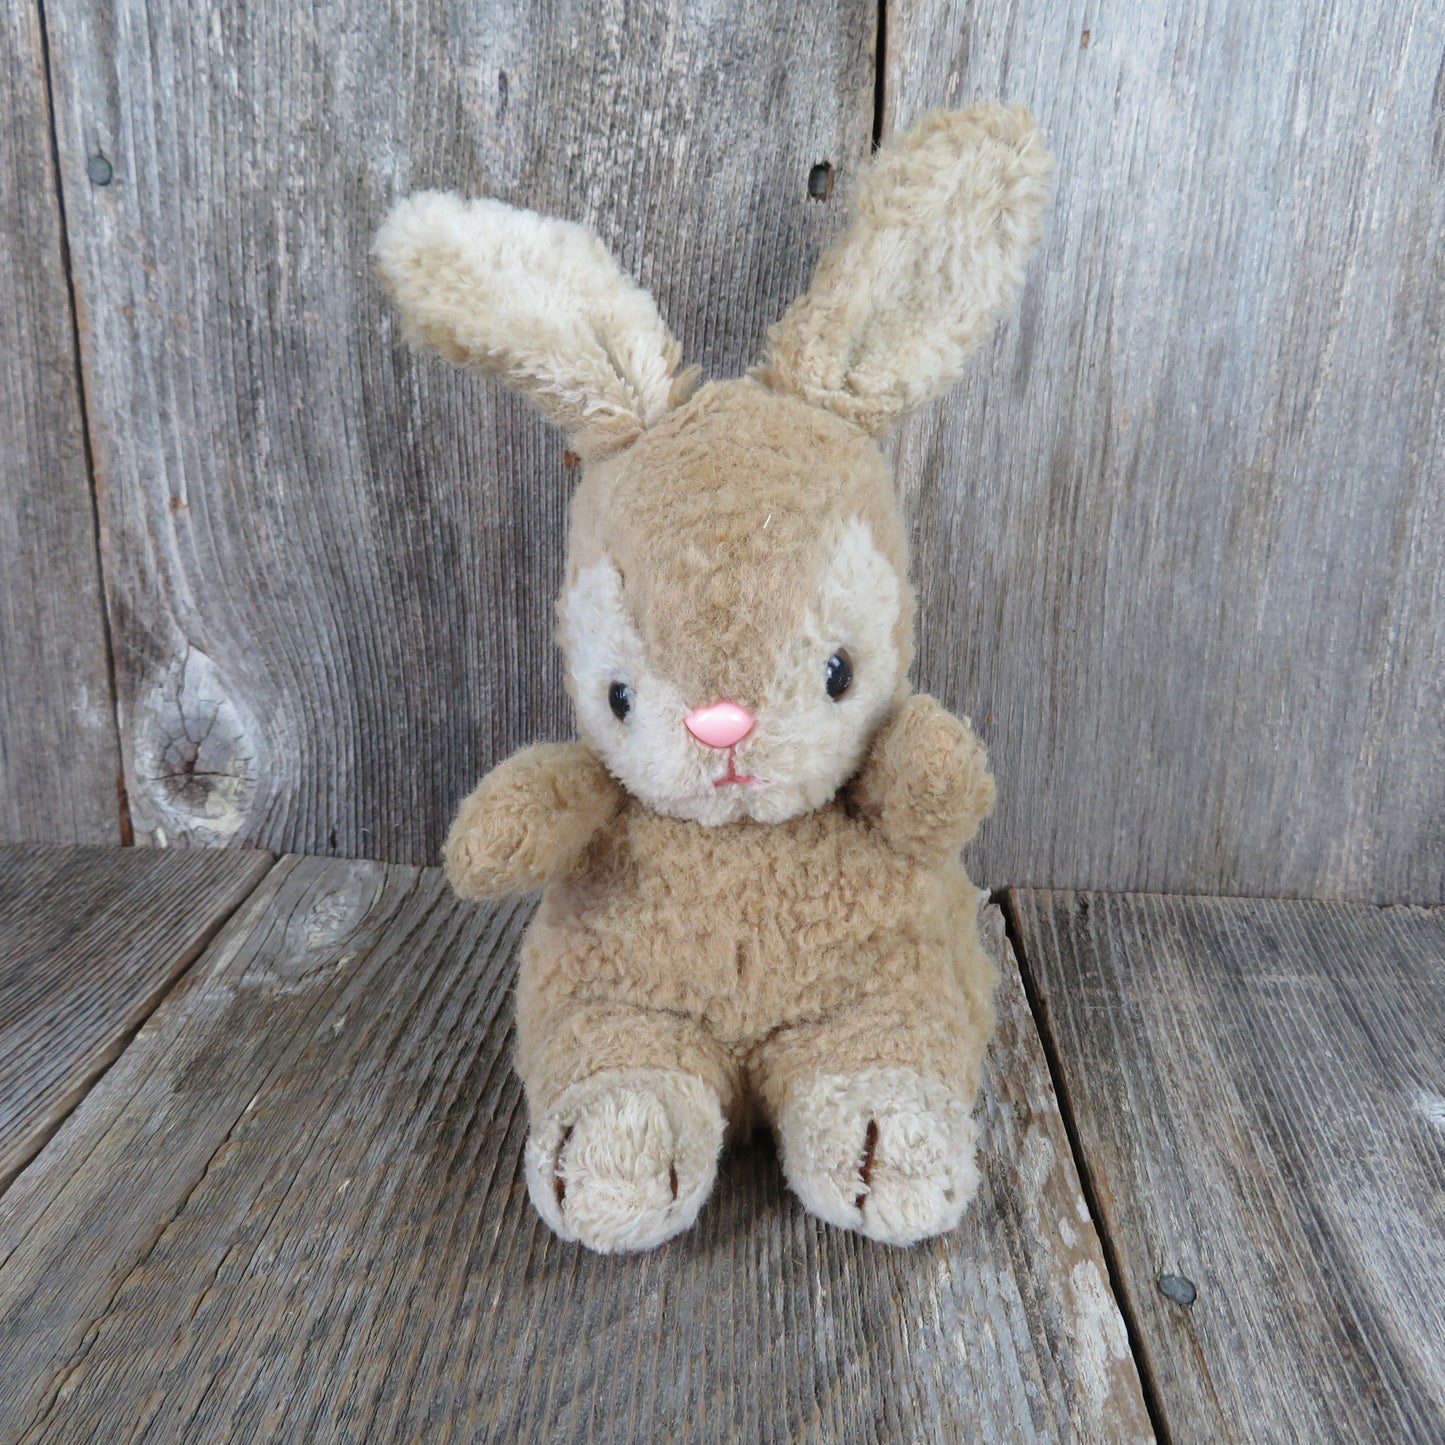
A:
<box><xmin>132</xmin><ymin>647</ymin><xmax>262</xmax><ymax>842</ymax></box>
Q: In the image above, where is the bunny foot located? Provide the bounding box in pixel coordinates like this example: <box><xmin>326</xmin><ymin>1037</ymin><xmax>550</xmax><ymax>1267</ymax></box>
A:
<box><xmin>524</xmin><ymin>1069</ymin><xmax>724</xmax><ymax>1253</ymax></box>
<box><xmin>775</xmin><ymin>1067</ymin><xmax>979</xmax><ymax>1245</ymax></box>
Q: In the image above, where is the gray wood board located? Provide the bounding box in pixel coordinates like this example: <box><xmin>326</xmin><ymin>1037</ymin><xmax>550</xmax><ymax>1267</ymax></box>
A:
<box><xmin>885</xmin><ymin>0</ymin><xmax>1444</xmax><ymax>902</ymax></box>
<box><xmin>0</xmin><ymin>0</ymin><xmax>120</xmax><ymax>844</ymax></box>
<box><xmin>40</xmin><ymin>0</ymin><xmax>879</xmax><ymax>861</ymax></box>
<box><xmin>0</xmin><ymin>844</ymin><xmax>272</xmax><ymax>1193</ymax></box>
<box><xmin>1009</xmin><ymin>889</ymin><xmax>1445</xmax><ymax>1443</ymax></box>
<box><xmin>0</xmin><ymin>867</ymin><xmax>1152</xmax><ymax>1443</ymax></box>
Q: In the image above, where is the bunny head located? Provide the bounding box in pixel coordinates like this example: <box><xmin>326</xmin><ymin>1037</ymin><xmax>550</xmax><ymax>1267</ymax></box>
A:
<box><xmin>376</xmin><ymin>106</ymin><xmax>1052</xmax><ymax>827</ymax></box>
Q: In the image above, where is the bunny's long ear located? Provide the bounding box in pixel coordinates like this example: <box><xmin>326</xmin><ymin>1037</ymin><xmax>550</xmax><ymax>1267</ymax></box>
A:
<box><xmin>374</xmin><ymin>193</ymin><xmax>694</xmax><ymax>458</ymax></box>
<box><xmin>755</xmin><ymin>104</ymin><xmax>1053</xmax><ymax>435</ymax></box>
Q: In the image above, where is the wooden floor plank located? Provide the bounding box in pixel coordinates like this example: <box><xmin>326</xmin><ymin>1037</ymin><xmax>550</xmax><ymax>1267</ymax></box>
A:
<box><xmin>0</xmin><ymin>854</ymin><xmax>421</xmax><ymax>1436</ymax></box>
<box><xmin>0</xmin><ymin>844</ymin><xmax>272</xmax><ymax>1193</ymax></box>
<box><xmin>1</xmin><ymin>868</ymin><xmax>1150</xmax><ymax>1443</ymax></box>
<box><xmin>1010</xmin><ymin>890</ymin><xmax>1445</xmax><ymax>1444</ymax></box>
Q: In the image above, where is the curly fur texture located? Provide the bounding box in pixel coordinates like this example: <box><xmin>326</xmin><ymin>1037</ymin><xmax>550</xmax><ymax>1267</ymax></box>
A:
<box><xmin>378</xmin><ymin>104</ymin><xmax>1052</xmax><ymax>1252</ymax></box>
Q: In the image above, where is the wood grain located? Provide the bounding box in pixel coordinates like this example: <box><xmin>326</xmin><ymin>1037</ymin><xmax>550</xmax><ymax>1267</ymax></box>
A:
<box><xmin>885</xmin><ymin>0</ymin><xmax>1444</xmax><ymax>903</ymax></box>
<box><xmin>0</xmin><ymin>854</ymin><xmax>422</xmax><ymax>1437</ymax></box>
<box><xmin>39</xmin><ymin>0</ymin><xmax>878</xmax><ymax>862</ymax></box>
<box><xmin>0</xmin><ymin>871</ymin><xmax>1150</xmax><ymax>1443</ymax></box>
<box><xmin>0</xmin><ymin>844</ymin><xmax>272</xmax><ymax>1194</ymax></box>
<box><xmin>1010</xmin><ymin>889</ymin><xmax>1445</xmax><ymax>1443</ymax></box>
<box><xmin>0</xmin><ymin>0</ymin><xmax>119</xmax><ymax>844</ymax></box>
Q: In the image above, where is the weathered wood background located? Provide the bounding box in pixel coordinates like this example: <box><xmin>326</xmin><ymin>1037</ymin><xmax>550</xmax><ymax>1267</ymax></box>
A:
<box><xmin>3</xmin><ymin>0</ymin><xmax>1441</xmax><ymax>902</ymax></box>
<box><xmin>0</xmin><ymin>0</ymin><xmax>119</xmax><ymax>843</ymax></box>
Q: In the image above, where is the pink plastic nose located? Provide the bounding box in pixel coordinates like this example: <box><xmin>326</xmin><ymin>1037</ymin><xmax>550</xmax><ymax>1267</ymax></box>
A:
<box><xmin>684</xmin><ymin>700</ymin><xmax>755</xmax><ymax>749</ymax></box>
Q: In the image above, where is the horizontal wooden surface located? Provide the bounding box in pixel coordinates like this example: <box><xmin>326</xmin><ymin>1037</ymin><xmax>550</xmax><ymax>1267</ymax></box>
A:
<box><xmin>887</xmin><ymin>0</ymin><xmax>1444</xmax><ymax>903</ymax></box>
<box><xmin>1009</xmin><ymin>889</ymin><xmax>1445</xmax><ymax>1444</ymax></box>
<box><xmin>0</xmin><ymin>856</ymin><xmax>1148</xmax><ymax>1443</ymax></box>
<box><xmin>0</xmin><ymin>0</ymin><xmax>119</xmax><ymax>845</ymax></box>
<box><xmin>0</xmin><ymin>844</ymin><xmax>272</xmax><ymax>1193</ymax></box>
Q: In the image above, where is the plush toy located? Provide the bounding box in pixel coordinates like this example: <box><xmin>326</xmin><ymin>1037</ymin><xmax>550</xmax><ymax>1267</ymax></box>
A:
<box><xmin>375</xmin><ymin>104</ymin><xmax>1052</xmax><ymax>1253</ymax></box>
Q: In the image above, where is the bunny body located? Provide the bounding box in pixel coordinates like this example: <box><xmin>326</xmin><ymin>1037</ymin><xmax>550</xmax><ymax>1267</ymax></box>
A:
<box><xmin>521</xmin><ymin>757</ymin><xmax>994</xmax><ymax>1241</ymax></box>
<box><xmin>377</xmin><ymin>106</ymin><xmax>1053</xmax><ymax>1252</ymax></box>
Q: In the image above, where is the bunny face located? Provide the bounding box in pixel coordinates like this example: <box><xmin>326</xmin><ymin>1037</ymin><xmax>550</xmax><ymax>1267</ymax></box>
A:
<box><xmin>559</xmin><ymin>380</ymin><xmax>914</xmax><ymax>823</ymax></box>
<box><xmin>376</xmin><ymin>103</ymin><xmax>1053</xmax><ymax>825</ymax></box>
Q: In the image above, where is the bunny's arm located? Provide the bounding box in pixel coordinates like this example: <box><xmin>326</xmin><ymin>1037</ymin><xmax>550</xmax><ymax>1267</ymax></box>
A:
<box><xmin>850</xmin><ymin>695</ymin><xmax>996</xmax><ymax>866</ymax></box>
<box><xmin>443</xmin><ymin>743</ymin><xmax>623</xmax><ymax>899</ymax></box>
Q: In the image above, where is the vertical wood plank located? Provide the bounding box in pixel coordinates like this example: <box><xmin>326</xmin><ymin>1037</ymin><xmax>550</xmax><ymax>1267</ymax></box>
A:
<box><xmin>887</xmin><ymin>0</ymin><xmax>1444</xmax><ymax>902</ymax></box>
<box><xmin>40</xmin><ymin>0</ymin><xmax>877</xmax><ymax>862</ymax></box>
<box><xmin>0</xmin><ymin>0</ymin><xmax>119</xmax><ymax>844</ymax></box>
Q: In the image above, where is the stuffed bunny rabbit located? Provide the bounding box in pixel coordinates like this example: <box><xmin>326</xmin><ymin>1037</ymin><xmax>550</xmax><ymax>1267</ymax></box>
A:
<box><xmin>375</xmin><ymin>105</ymin><xmax>1052</xmax><ymax>1253</ymax></box>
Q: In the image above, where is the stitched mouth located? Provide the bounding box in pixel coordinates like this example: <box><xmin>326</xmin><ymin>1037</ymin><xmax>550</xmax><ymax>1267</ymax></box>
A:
<box><xmin>713</xmin><ymin>746</ymin><xmax>760</xmax><ymax>787</ymax></box>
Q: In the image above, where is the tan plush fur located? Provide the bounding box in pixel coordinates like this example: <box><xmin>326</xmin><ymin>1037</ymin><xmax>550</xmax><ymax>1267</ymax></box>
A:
<box><xmin>756</xmin><ymin>105</ymin><xmax>1054</xmax><ymax>435</ymax></box>
<box><xmin>373</xmin><ymin>192</ymin><xmax>697</xmax><ymax>458</ymax></box>
<box><xmin>382</xmin><ymin>104</ymin><xmax>1053</xmax><ymax>1252</ymax></box>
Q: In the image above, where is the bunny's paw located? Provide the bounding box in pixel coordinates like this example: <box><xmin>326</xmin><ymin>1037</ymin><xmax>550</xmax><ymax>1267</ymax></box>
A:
<box><xmin>853</xmin><ymin>695</ymin><xmax>995</xmax><ymax>863</ymax></box>
<box><xmin>444</xmin><ymin>743</ymin><xmax>620</xmax><ymax>899</ymax></box>
<box><xmin>524</xmin><ymin>1069</ymin><xmax>724</xmax><ymax>1253</ymax></box>
<box><xmin>775</xmin><ymin>1067</ymin><xmax>979</xmax><ymax>1245</ymax></box>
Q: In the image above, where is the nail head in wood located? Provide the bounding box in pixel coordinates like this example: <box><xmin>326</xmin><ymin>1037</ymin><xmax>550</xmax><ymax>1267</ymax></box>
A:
<box><xmin>807</xmin><ymin>162</ymin><xmax>834</xmax><ymax>201</ymax></box>
<box><xmin>1157</xmin><ymin>1272</ymin><xmax>1197</xmax><ymax>1306</ymax></box>
<box><xmin>87</xmin><ymin>153</ymin><xmax>113</xmax><ymax>186</ymax></box>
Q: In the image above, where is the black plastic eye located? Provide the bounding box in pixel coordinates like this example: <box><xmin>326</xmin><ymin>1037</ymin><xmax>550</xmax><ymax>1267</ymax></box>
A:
<box><xmin>608</xmin><ymin>681</ymin><xmax>632</xmax><ymax>720</ymax></box>
<box><xmin>825</xmin><ymin>649</ymin><xmax>853</xmax><ymax>700</ymax></box>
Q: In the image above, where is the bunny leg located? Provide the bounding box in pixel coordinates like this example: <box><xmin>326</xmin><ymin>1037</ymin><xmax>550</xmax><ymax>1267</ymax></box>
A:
<box><xmin>752</xmin><ymin>974</ymin><xmax>994</xmax><ymax>1246</ymax></box>
<box><xmin>517</xmin><ymin>972</ymin><xmax>734</xmax><ymax>1254</ymax></box>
